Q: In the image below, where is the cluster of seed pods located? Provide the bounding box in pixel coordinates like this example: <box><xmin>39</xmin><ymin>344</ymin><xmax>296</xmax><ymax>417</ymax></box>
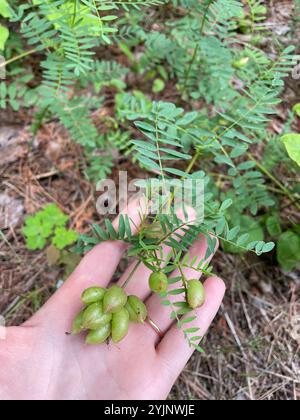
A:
<box><xmin>72</xmin><ymin>272</ymin><xmax>206</xmax><ymax>345</ymax></box>
<box><xmin>72</xmin><ymin>285</ymin><xmax>147</xmax><ymax>345</ymax></box>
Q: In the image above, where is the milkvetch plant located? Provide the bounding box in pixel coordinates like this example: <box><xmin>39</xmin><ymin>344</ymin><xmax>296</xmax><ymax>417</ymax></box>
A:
<box><xmin>1</xmin><ymin>1</ymin><xmax>299</xmax><ymax>347</ymax></box>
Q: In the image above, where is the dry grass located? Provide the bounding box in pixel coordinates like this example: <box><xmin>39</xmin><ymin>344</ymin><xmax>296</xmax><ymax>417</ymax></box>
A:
<box><xmin>171</xmin><ymin>253</ymin><xmax>300</xmax><ymax>400</ymax></box>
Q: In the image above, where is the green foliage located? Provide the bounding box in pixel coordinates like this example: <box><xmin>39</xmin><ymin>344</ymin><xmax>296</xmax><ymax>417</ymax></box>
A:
<box><xmin>259</xmin><ymin>106</ymin><xmax>300</xmax><ymax>270</ymax></box>
<box><xmin>0</xmin><ymin>0</ymin><xmax>11</xmax><ymax>18</ymax></box>
<box><xmin>0</xmin><ymin>0</ymin><xmax>11</xmax><ymax>50</ymax></box>
<box><xmin>293</xmin><ymin>103</ymin><xmax>300</xmax><ymax>117</ymax></box>
<box><xmin>52</xmin><ymin>227</ymin><xmax>79</xmax><ymax>251</ymax></box>
<box><xmin>132</xmin><ymin>102</ymin><xmax>193</xmax><ymax>175</ymax></box>
<box><xmin>49</xmin><ymin>96</ymin><xmax>102</xmax><ymax>148</ymax></box>
<box><xmin>246</xmin><ymin>0</ymin><xmax>268</xmax><ymax>32</ymax></box>
<box><xmin>263</xmin><ymin>134</ymin><xmax>291</xmax><ymax>171</ymax></box>
<box><xmin>277</xmin><ymin>230</ymin><xmax>300</xmax><ymax>272</ymax></box>
<box><xmin>3</xmin><ymin>0</ymin><xmax>165</xmax><ymax>168</ymax></box>
<box><xmin>23</xmin><ymin>204</ymin><xmax>78</xmax><ymax>251</ymax></box>
<box><xmin>223</xmin><ymin>215</ymin><xmax>264</xmax><ymax>254</ymax></box>
<box><xmin>81</xmin><ymin>60</ymin><xmax>129</xmax><ymax>92</ymax></box>
<box><xmin>281</xmin><ymin>134</ymin><xmax>300</xmax><ymax>167</ymax></box>
<box><xmin>0</xmin><ymin>23</ymin><xmax>8</xmax><ymax>50</ymax></box>
<box><xmin>0</xmin><ymin>75</ymin><xmax>39</xmax><ymax>111</ymax></box>
<box><xmin>4</xmin><ymin>0</ymin><xmax>300</xmax><ymax>350</ymax></box>
<box><xmin>266</xmin><ymin>215</ymin><xmax>282</xmax><ymax>238</ymax></box>
<box><xmin>85</xmin><ymin>129</ymin><xmax>132</xmax><ymax>181</ymax></box>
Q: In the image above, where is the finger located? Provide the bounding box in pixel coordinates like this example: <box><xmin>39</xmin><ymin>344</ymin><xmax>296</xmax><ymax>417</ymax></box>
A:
<box><xmin>116</xmin><ymin>207</ymin><xmax>197</xmax><ymax>300</ymax></box>
<box><xmin>146</xmin><ymin>234</ymin><xmax>218</xmax><ymax>336</ymax></box>
<box><xmin>157</xmin><ymin>276</ymin><xmax>225</xmax><ymax>382</ymax></box>
<box><xmin>26</xmin><ymin>197</ymin><xmax>146</xmax><ymax>327</ymax></box>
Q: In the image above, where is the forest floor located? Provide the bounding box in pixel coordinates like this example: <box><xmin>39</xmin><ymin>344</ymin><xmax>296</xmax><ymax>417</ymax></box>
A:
<box><xmin>0</xmin><ymin>0</ymin><xmax>300</xmax><ymax>401</ymax></box>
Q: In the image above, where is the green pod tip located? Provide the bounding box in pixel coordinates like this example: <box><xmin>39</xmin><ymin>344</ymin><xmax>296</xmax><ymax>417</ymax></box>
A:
<box><xmin>85</xmin><ymin>323</ymin><xmax>111</xmax><ymax>345</ymax></box>
<box><xmin>126</xmin><ymin>295</ymin><xmax>148</xmax><ymax>323</ymax></box>
<box><xmin>81</xmin><ymin>286</ymin><xmax>106</xmax><ymax>305</ymax></box>
<box><xmin>111</xmin><ymin>307</ymin><xmax>130</xmax><ymax>344</ymax></box>
<box><xmin>103</xmin><ymin>285</ymin><xmax>128</xmax><ymax>314</ymax></box>
<box><xmin>71</xmin><ymin>309</ymin><xmax>85</xmax><ymax>335</ymax></box>
<box><xmin>186</xmin><ymin>279</ymin><xmax>205</xmax><ymax>309</ymax></box>
<box><xmin>82</xmin><ymin>302</ymin><xmax>112</xmax><ymax>330</ymax></box>
<box><xmin>232</xmin><ymin>57</ymin><xmax>250</xmax><ymax>69</ymax></box>
<box><xmin>149</xmin><ymin>271</ymin><xmax>168</xmax><ymax>294</ymax></box>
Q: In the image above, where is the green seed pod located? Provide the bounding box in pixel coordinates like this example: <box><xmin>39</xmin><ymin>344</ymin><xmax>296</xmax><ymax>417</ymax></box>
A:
<box><xmin>126</xmin><ymin>295</ymin><xmax>147</xmax><ymax>323</ymax></box>
<box><xmin>144</xmin><ymin>221</ymin><xmax>170</xmax><ymax>240</ymax></box>
<box><xmin>125</xmin><ymin>301</ymin><xmax>136</xmax><ymax>321</ymax></box>
<box><xmin>82</xmin><ymin>302</ymin><xmax>112</xmax><ymax>330</ymax></box>
<box><xmin>86</xmin><ymin>323</ymin><xmax>111</xmax><ymax>345</ymax></box>
<box><xmin>256</xmin><ymin>5</ymin><xmax>267</xmax><ymax>15</ymax></box>
<box><xmin>186</xmin><ymin>279</ymin><xmax>205</xmax><ymax>309</ymax></box>
<box><xmin>232</xmin><ymin>57</ymin><xmax>250</xmax><ymax>69</ymax></box>
<box><xmin>72</xmin><ymin>309</ymin><xmax>85</xmax><ymax>335</ymax></box>
<box><xmin>149</xmin><ymin>272</ymin><xmax>168</xmax><ymax>294</ymax></box>
<box><xmin>238</xmin><ymin>18</ymin><xmax>251</xmax><ymax>34</ymax></box>
<box><xmin>111</xmin><ymin>308</ymin><xmax>130</xmax><ymax>343</ymax></box>
<box><xmin>103</xmin><ymin>285</ymin><xmax>127</xmax><ymax>314</ymax></box>
<box><xmin>81</xmin><ymin>286</ymin><xmax>106</xmax><ymax>305</ymax></box>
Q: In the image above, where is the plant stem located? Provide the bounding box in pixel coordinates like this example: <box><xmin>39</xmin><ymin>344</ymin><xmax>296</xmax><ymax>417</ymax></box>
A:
<box><xmin>181</xmin><ymin>44</ymin><xmax>199</xmax><ymax>96</ymax></box>
<box><xmin>209</xmin><ymin>172</ymin><xmax>290</xmax><ymax>196</ymax></box>
<box><xmin>181</xmin><ymin>0</ymin><xmax>212</xmax><ymax>96</ymax></box>
<box><xmin>121</xmin><ymin>260</ymin><xmax>142</xmax><ymax>289</ymax></box>
<box><xmin>72</xmin><ymin>0</ymin><xmax>78</xmax><ymax>26</ymax></box>
<box><xmin>178</xmin><ymin>264</ymin><xmax>188</xmax><ymax>290</ymax></box>
<box><xmin>31</xmin><ymin>106</ymin><xmax>50</xmax><ymax>135</ymax></box>
<box><xmin>186</xmin><ymin>150</ymin><xmax>201</xmax><ymax>174</ymax></box>
<box><xmin>0</xmin><ymin>49</ymin><xmax>38</xmax><ymax>69</ymax></box>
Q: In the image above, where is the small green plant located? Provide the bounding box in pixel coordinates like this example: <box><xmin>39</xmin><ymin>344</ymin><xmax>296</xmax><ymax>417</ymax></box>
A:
<box><xmin>22</xmin><ymin>204</ymin><xmax>78</xmax><ymax>251</ymax></box>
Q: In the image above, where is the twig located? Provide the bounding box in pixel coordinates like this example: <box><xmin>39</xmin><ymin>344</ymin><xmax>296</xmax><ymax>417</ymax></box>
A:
<box><xmin>35</xmin><ymin>170</ymin><xmax>59</xmax><ymax>180</ymax></box>
<box><xmin>222</xmin><ymin>307</ymin><xmax>254</xmax><ymax>400</ymax></box>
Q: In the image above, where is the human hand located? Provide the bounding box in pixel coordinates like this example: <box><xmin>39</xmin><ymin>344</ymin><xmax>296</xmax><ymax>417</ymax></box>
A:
<box><xmin>0</xmin><ymin>201</ymin><xmax>225</xmax><ymax>400</ymax></box>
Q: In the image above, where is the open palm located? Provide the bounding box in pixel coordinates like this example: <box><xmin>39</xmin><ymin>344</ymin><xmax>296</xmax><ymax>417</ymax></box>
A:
<box><xmin>0</xmin><ymin>202</ymin><xmax>225</xmax><ymax>400</ymax></box>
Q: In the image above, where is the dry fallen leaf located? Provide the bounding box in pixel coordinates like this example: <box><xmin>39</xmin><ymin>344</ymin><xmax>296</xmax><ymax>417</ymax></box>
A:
<box><xmin>0</xmin><ymin>193</ymin><xmax>24</xmax><ymax>230</ymax></box>
<box><xmin>0</xmin><ymin>126</ymin><xmax>28</xmax><ymax>167</ymax></box>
